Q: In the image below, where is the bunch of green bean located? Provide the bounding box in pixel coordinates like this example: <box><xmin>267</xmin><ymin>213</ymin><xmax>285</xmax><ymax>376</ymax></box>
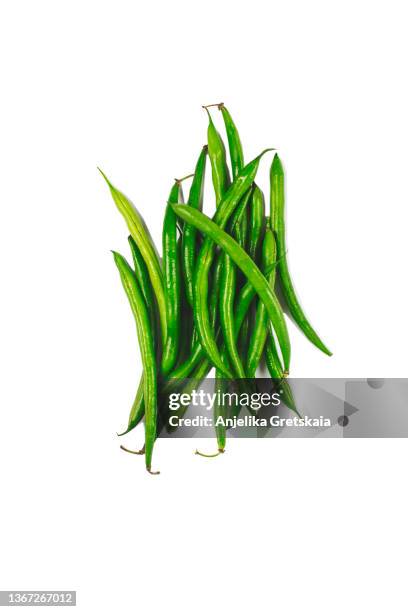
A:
<box><xmin>100</xmin><ymin>103</ymin><xmax>331</xmax><ymax>474</ymax></box>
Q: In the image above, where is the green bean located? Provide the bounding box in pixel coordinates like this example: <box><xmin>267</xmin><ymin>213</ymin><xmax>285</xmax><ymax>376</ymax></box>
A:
<box><xmin>219</xmin><ymin>104</ymin><xmax>248</xmax><ymax>326</ymax></box>
<box><xmin>264</xmin><ymin>335</ymin><xmax>298</xmax><ymax>415</ymax></box>
<box><xmin>238</xmin><ymin>186</ymin><xmax>264</xmax><ymax>360</ymax></box>
<box><xmin>117</xmin><ymin>375</ymin><xmax>144</xmax><ymax>436</ymax></box>
<box><xmin>128</xmin><ymin>235</ymin><xmax>157</xmax><ymax>347</ymax></box>
<box><xmin>172</xmin><ymin>204</ymin><xmax>291</xmax><ymax>372</ymax></box>
<box><xmin>100</xmin><ymin>169</ymin><xmax>167</xmax><ymax>346</ymax></box>
<box><xmin>196</xmin><ymin>371</ymin><xmax>228</xmax><ymax>456</ymax></box>
<box><xmin>192</xmin><ymin>149</ymin><xmax>273</xmax><ymax>377</ymax></box>
<box><xmin>128</xmin><ymin>236</ymin><xmax>154</xmax><ymax>306</ymax></box>
<box><xmin>270</xmin><ymin>154</ymin><xmax>332</xmax><ymax>356</ymax></box>
<box><xmin>234</xmin><ymin>281</ymin><xmax>257</xmax><ymax>334</ymax></box>
<box><xmin>219</xmin><ymin>251</ymin><xmax>246</xmax><ymax>378</ymax></box>
<box><xmin>204</xmin><ymin>107</ymin><xmax>230</xmax><ymax>205</ymax></box>
<box><xmin>218</xmin><ymin>103</ymin><xmax>244</xmax><ymax>179</ymax></box>
<box><xmin>115</xmin><ymin>237</ymin><xmax>156</xmax><ymax>437</ymax></box>
<box><xmin>182</xmin><ymin>146</ymin><xmax>207</xmax><ymax>307</ymax></box>
<box><xmin>219</xmin><ymin>103</ymin><xmax>247</xmax><ymax>248</ymax></box>
<box><xmin>247</xmin><ymin>229</ymin><xmax>277</xmax><ymax>377</ymax></box>
<box><xmin>204</xmin><ymin>108</ymin><xmax>235</xmax><ymax>384</ymax></box>
<box><xmin>218</xmin><ymin>187</ymin><xmax>252</xmax><ymax>376</ymax></box>
<box><xmin>214</xmin><ymin>373</ymin><xmax>227</xmax><ymax>453</ymax></box>
<box><xmin>229</xmin><ymin>187</ymin><xmax>252</xmax><ymax>243</ymax></box>
<box><xmin>248</xmin><ymin>184</ymin><xmax>265</xmax><ymax>263</ymax></box>
<box><xmin>112</xmin><ymin>251</ymin><xmax>158</xmax><ymax>474</ymax></box>
<box><xmin>231</xmin><ymin>199</ymin><xmax>250</xmax><ymax>355</ymax></box>
<box><xmin>162</xmin><ymin>180</ymin><xmax>184</xmax><ymax>374</ymax></box>
<box><xmin>163</xmin><ymin>254</ymin><xmax>224</xmax><ymax>387</ymax></box>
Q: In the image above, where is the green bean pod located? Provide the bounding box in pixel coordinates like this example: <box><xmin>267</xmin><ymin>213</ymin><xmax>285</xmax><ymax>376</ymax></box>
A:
<box><xmin>205</xmin><ymin>108</ymin><xmax>230</xmax><ymax>206</ymax></box>
<box><xmin>248</xmin><ymin>184</ymin><xmax>265</xmax><ymax>263</ymax></box>
<box><xmin>246</xmin><ymin>229</ymin><xmax>277</xmax><ymax>377</ymax></box>
<box><xmin>163</xmin><ymin>254</ymin><xmax>224</xmax><ymax>386</ymax></box>
<box><xmin>231</xmin><ymin>192</ymin><xmax>251</xmax><ymax>355</ymax></box>
<box><xmin>100</xmin><ymin>170</ymin><xmax>166</xmax><ymax>347</ymax></box>
<box><xmin>172</xmin><ymin>203</ymin><xmax>291</xmax><ymax>372</ymax></box>
<box><xmin>161</xmin><ymin>180</ymin><xmax>184</xmax><ymax>374</ymax></box>
<box><xmin>112</xmin><ymin>251</ymin><xmax>158</xmax><ymax>473</ymax></box>
<box><xmin>264</xmin><ymin>336</ymin><xmax>298</xmax><ymax>415</ymax></box>
<box><xmin>214</xmin><ymin>372</ymin><xmax>227</xmax><ymax>452</ymax></box>
<box><xmin>270</xmin><ymin>154</ymin><xmax>332</xmax><ymax>356</ymax></box>
<box><xmin>219</xmin><ymin>103</ymin><xmax>244</xmax><ymax>179</ymax></box>
<box><xmin>182</xmin><ymin>146</ymin><xmax>207</xmax><ymax>307</ymax></box>
<box><xmin>192</xmin><ymin>150</ymin><xmax>274</xmax><ymax>377</ymax></box>
<box><xmin>128</xmin><ymin>235</ymin><xmax>157</xmax><ymax>347</ymax></box>
<box><xmin>115</xmin><ymin>237</ymin><xmax>155</xmax><ymax>437</ymax></box>
<box><xmin>234</xmin><ymin>281</ymin><xmax>257</xmax><ymax>334</ymax></box>
<box><xmin>219</xmin><ymin>251</ymin><xmax>246</xmax><ymax>378</ymax></box>
<box><xmin>219</xmin><ymin>187</ymin><xmax>252</xmax><ymax>375</ymax></box>
<box><xmin>116</xmin><ymin>237</ymin><xmax>159</xmax><ymax>437</ymax></box>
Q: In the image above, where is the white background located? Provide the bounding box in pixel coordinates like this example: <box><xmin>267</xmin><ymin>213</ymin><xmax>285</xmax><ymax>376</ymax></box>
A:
<box><xmin>1</xmin><ymin>0</ymin><xmax>408</xmax><ymax>610</ymax></box>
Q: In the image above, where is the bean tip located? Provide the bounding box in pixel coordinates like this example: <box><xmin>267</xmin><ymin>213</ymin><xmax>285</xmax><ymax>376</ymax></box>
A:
<box><xmin>120</xmin><ymin>444</ymin><xmax>145</xmax><ymax>455</ymax></box>
<box><xmin>195</xmin><ymin>448</ymin><xmax>223</xmax><ymax>458</ymax></box>
<box><xmin>147</xmin><ymin>467</ymin><xmax>160</xmax><ymax>475</ymax></box>
<box><xmin>202</xmin><ymin>102</ymin><xmax>224</xmax><ymax>109</ymax></box>
<box><xmin>97</xmin><ymin>166</ymin><xmax>112</xmax><ymax>187</ymax></box>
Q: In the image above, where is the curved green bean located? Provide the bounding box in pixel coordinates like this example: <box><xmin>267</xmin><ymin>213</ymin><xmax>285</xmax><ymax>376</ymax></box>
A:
<box><xmin>117</xmin><ymin>375</ymin><xmax>145</xmax><ymax>436</ymax></box>
<box><xmin>270</xmin><ymin>154</ymin><xmax>332</xmax><ymax>356</ymax></box>
<box><xmin>219</xmin><ymin>103</ymin><xmax>244</xmax><ymax>179</ymax></box>
<box><xmin>182</xmin><ymin>146</ymin><xmax>207</xmax><ymax>307</ymax></box>
<box><xmin>248</xmin><ymin>184</ymin><xmax>265</xmax><ymax>263</ymax></box>
<box><xmin>162</xmin><ymin>180</ymin><xmax>184</xmax><ymax>374</ymax></box>
<box><xmin>219</xmin><ymin>251</ymin><xmax>246</xmax><ymax>378</ymax></box>
<box><xmin>100</xmin><ymin>169</ymin><xmax>167</xmax><ymax>346</ymax></box>
<box><xmin>112</xmin><ymin>251</ymin><xmax>158</xmax><ymax>474</ymax></box>
<box><xmin>247</xmin><ymin>229</ymin><xmax>277</xmax><ymax>377</ymax></box>
<box><xmin>128</xmin><ymin>235</ymin><xmax>157</xmax><ymax>346</ymax></box>
<box><xmin>264</xmin><ymin>335</ymin><xmax>298</xmax><ymax>415</ymax></box>
<box><xmin>205</xmin><ymin>108</ymin><xmax>230</xmax><ymax>205</ymax></box>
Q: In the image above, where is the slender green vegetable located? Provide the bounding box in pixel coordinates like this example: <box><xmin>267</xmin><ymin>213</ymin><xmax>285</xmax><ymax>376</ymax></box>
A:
<box><xmin>219</xmin><ymin>103</ymin><xmax>244</xmax><ymax>179</ymax></box>
<box><xmin>100</xmin><ymin>169</ymin><xmax>167</xmax><ymax>346</ymax></box>
<box><xmin>182</xmin><ymin>146</ymin><xmax>207</xmax><ymax>307</ymax></box>
<box><xmin>234</xmin><ymin>280</ymin><xmax>257</xmax><ymax>333</ymax></box>
<box><xmin>192</xmin><ymin>149</ymin><xmax>274</xmax><ymax>377</ymax></box>
<box><xmin>219</xmin><ymin>104</ymin><xmax>249</xmax><ymax>349</ymax></box>
<box><xmin>128</xmin><ymin>236</ymin><xmax>154</xmax><ymax>306</ymax></box>
<box><xmin>218</xmin><ymin>180</ymin><xmax>252</xmax><ymax>378</ymax></box>
<box><xmin>117</xmin><ymin>375</ymin><xmax>144</xmax><ymax>436</ymax></box>
<box><xmin>112</xmin><ymin>251</ymin><xmax>158</xmax><ymax>474</ymax></box>
<box><xmin>162</xmin><ymin>180</ymin><xmax>184</xmax><ymax>374</ymax></box>
<box><xmin>128</xmin><ymin>236</ymin><xmax>157</xmax><ymax>346</ymax></box>
<box><xmin>214</xmin><ymin>373</ymin><xmax>227</xmax><ymax>452</ymax></box>
<box><xmin>204</xmin><ymin>107</ymin><xmax>230</xmax><ymax>205</ymax></box>
<box><xmin>270</xmin><ymin>154</ymin><xmax>332</xmax><ymax>356</ymax></box>
<box><xmin>115</xmin><ymin>238</ymin><xmax>156</xmax><ymax>437</ymax></box>
<box><xmin>248</xmin><ymin>184</ymin><xmax>265</xmax><ymax>263</ymax></box>
<box><xmin>204</xmin><ymin>107</ymin><xmax>235</xmax><ymax>390</ymax></box>
<box><xmin>163</xmin><ymin>253</ymin><xmax>224</xmax><ymax>387</ymax></box>
<box><xmin>172</xmin><ymin>203</ymin><xmax>291</xmax><ymax>372</ymax></box>
<box><xmin>247</xmin><ymin>229</ymin><xmax>277</xmax><ymax>377</ymax></box>
<box><xmin>219</xmin><ymin>251</ymin><xmax>246</xmax><ymax>378</ymax></box>
<box><xmin>232</xmin><ymin>260</ymin><xmax>278</xmax><ymax>337</ymax></box>
<box><xmin>264</xmin><ymin>335</ymin><xmax>298</xmax><ymax>415</ymax></box>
